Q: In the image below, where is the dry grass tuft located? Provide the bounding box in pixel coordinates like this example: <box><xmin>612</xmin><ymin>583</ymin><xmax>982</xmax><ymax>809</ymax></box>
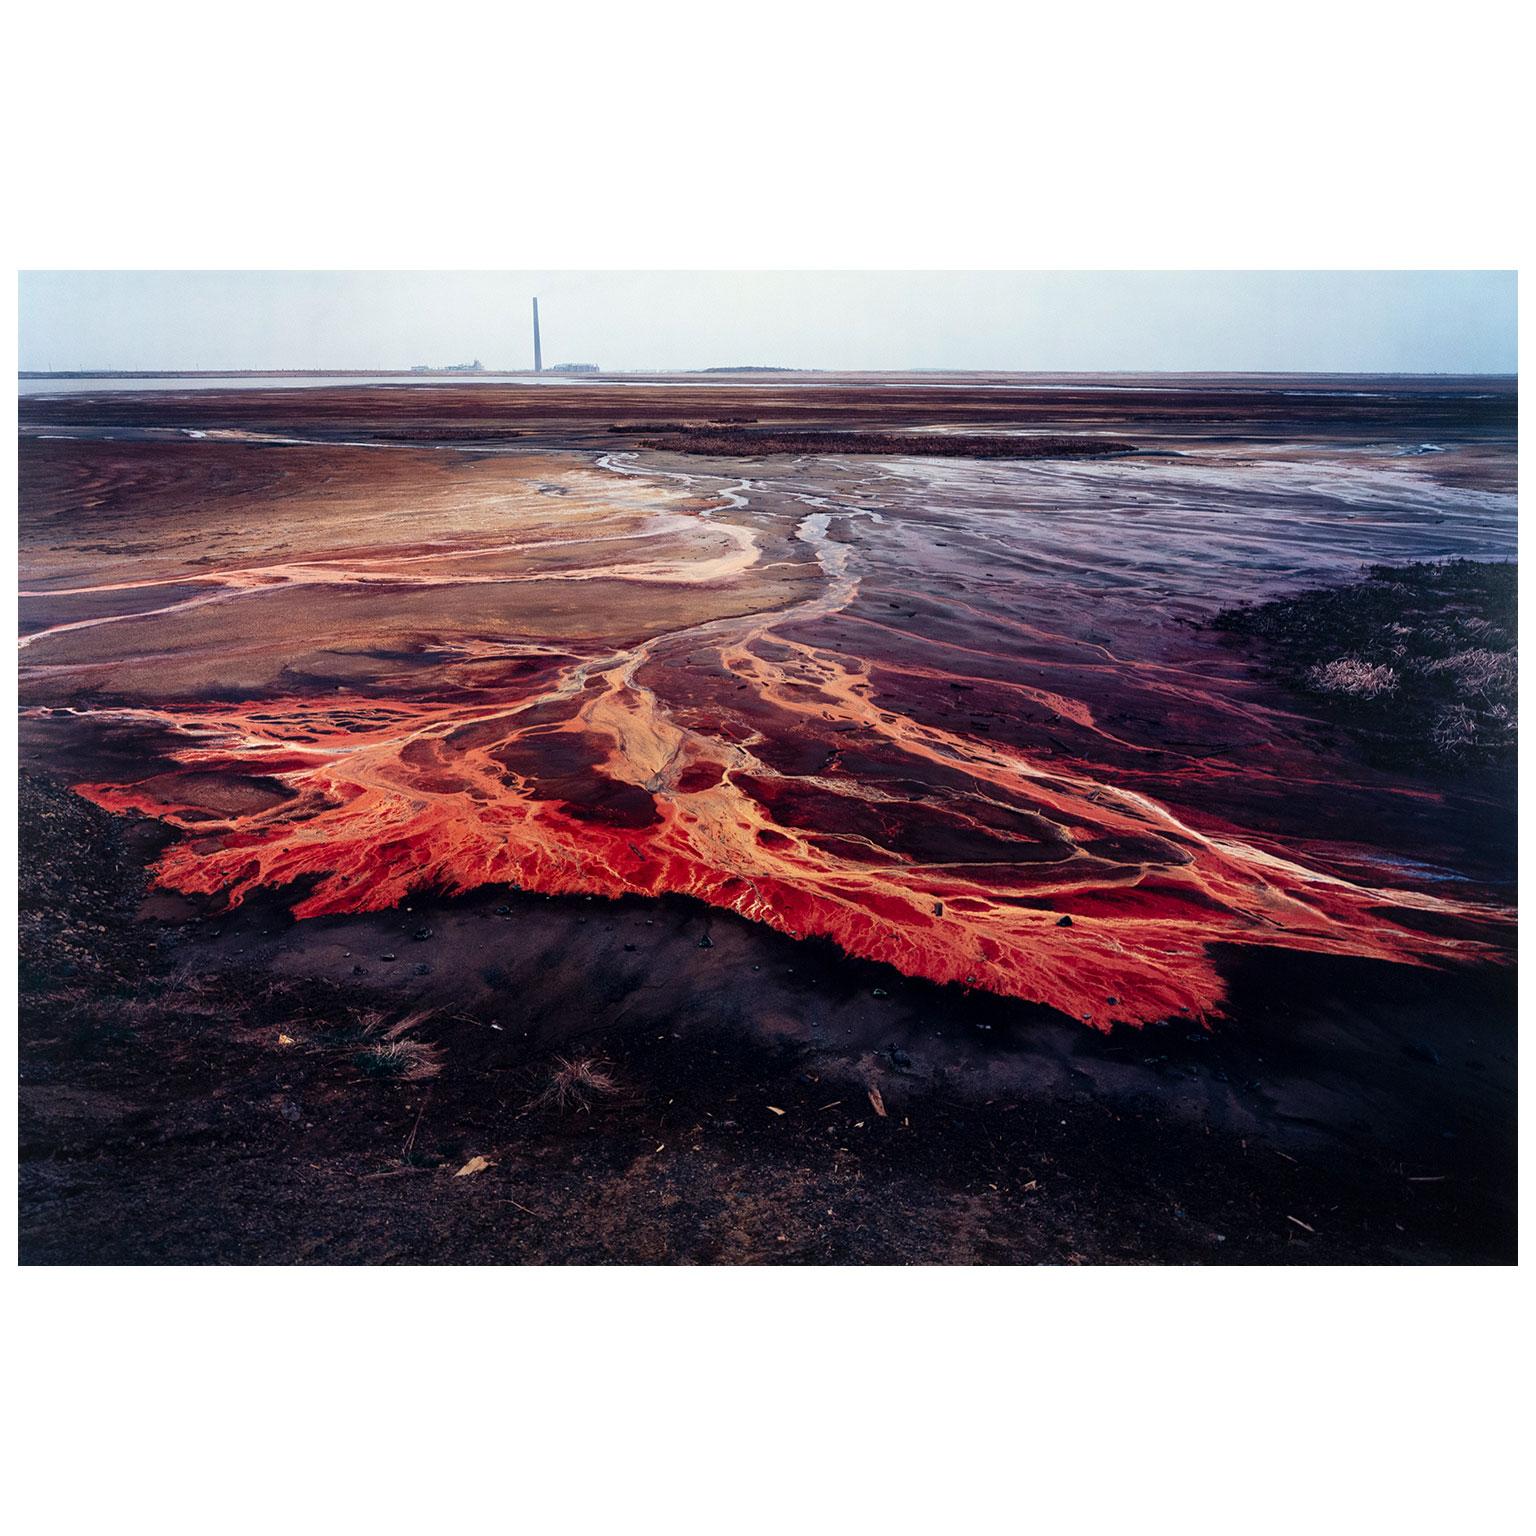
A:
<box><xmin>531</xmin><ymin>1055</ymin><xmax>622</xmax><ymax>1113</ymax></box>
<box><xmin>1307</xmin><ymin>658</ymin><xmax>1400</xmax><ymax>699</ymax></box>
<box><xmin>353</xmin><ymin>1009</ymin><xmax>441</xmax><ymax>1081</ymax></box>
<box><xmin>1420</xmin><ymin>647</ymin><xmax>1518</xmax><ymax>701</ymax></box>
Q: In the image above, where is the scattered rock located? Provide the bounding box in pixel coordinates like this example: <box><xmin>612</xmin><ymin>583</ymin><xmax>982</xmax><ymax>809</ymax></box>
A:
<box><xmin>1056</xmin><ymin>915</ymin><xmax>1073</xmax><ymax>927</ymax></box>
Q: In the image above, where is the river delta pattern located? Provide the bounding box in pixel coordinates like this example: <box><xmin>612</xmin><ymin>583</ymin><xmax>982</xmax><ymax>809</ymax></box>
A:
<box><xmin>18</xmin><ymin>422</ymin><xmax>1515</xmax><ymax>1029</ymax></box>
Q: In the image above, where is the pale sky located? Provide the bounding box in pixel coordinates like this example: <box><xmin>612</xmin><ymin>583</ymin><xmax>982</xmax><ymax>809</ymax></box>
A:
<box><xmin>17</xmin><ymin>270</ymin><xmax>1517</xmax><ymax>374</ymax></box>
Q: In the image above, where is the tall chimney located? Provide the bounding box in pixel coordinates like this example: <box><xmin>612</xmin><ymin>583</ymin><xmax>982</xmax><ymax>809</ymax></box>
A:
<box><xmin>532</xmin><ymin>297</ymin><xmax>543</xmax><ymax>373</ymax></box>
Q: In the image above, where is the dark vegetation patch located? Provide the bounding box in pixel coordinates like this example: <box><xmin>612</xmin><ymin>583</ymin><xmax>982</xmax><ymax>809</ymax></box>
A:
<box><xmin>632</xmin><ymin>428</ymin><xmax>1137</xmax><ymax>460</ymax></box>
<box><xmin>1212</xmin><ymin>560</ymin><xmax>1516</xmax><ymax>768</ymax></box>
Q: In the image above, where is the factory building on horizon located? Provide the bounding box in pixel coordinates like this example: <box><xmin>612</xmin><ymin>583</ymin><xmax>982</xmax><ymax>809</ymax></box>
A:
<box><xmin>550</xmin><ymin>362</ymin><xmax>599</xmax><ymax>373</ymax></box>
<box><xmin>410</xmin><ymin>359</ymin><xmax>483</xmax><ymax>374</ymax></box>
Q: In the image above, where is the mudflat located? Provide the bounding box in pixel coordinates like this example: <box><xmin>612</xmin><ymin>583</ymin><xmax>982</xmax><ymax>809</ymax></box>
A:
<box><xmin>18</xmin><ymin>374</ymin><xmax>1517</xmax><ymax>1264</ymax></box>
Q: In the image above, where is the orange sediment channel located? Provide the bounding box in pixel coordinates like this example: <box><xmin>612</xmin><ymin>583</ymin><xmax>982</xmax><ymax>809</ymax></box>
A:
<box><xmin>19</xmin><ymin>425</ymin><xmax>1515</xmax><ymax>1028</ymax></box>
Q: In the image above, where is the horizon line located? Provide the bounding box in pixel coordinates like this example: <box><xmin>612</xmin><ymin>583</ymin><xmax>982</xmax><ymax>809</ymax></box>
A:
<box><xmin>18</xmin><ymin>366</ymin><xmax>1521</xmax><ymax>379</ymax></box>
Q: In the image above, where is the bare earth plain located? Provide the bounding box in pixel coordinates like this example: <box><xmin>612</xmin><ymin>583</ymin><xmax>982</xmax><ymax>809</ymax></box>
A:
<box><xmin>17</xmin><ymin>373</ymin><xmax>1517</xmax><ymax>1264</ymax></box>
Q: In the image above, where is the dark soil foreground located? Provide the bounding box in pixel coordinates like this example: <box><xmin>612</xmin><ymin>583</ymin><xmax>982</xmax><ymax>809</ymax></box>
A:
<box><xmin>19</xmin><ymin>774</ymin><xmax>1516</xmax><ymax>1265</ymax></box>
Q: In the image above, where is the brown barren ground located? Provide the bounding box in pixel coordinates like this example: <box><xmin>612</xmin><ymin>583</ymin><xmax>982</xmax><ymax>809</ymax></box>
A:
<box><xmin>18</xmin><ymin>375</ymin><xmax>1517</xmax><ymax>1263</ymax></box>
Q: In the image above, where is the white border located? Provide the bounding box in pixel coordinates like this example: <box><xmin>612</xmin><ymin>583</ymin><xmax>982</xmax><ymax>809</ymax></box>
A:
<box><xmin>5</xmin><ymin>3</ymin><xmax>1527</xmax><ymax>1533</ymax></box>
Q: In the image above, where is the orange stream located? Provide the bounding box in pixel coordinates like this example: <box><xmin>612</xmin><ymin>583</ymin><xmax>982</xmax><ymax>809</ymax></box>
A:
<box><xmin>51</xmin><ymin>452</ymin><xmax>1509</xmax><ymax>1029</ymax></box>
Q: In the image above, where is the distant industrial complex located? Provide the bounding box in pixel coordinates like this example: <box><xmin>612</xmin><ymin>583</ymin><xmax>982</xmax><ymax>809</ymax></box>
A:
<box><xmin>406</xmin><ymin>298</ymin><xmax>597</xmax><ymax>375</ymax></box>
<box><xmin>533</xmin><ymin>296</ymin><xmax>599</xmax><ymax>373</ymax></box>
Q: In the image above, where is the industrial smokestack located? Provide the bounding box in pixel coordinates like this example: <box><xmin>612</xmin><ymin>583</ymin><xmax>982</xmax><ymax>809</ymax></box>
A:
<box><xmin>532</xmin><ymin>297</ymin><xmax>542</xmax><ymax>373</ymax></box>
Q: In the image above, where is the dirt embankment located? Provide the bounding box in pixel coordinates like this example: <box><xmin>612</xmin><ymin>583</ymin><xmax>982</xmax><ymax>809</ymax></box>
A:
<box><xmin>18</xmin><ymin>772</ymin><xmax>1516</xmax><ymax>1265</ymax></box>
